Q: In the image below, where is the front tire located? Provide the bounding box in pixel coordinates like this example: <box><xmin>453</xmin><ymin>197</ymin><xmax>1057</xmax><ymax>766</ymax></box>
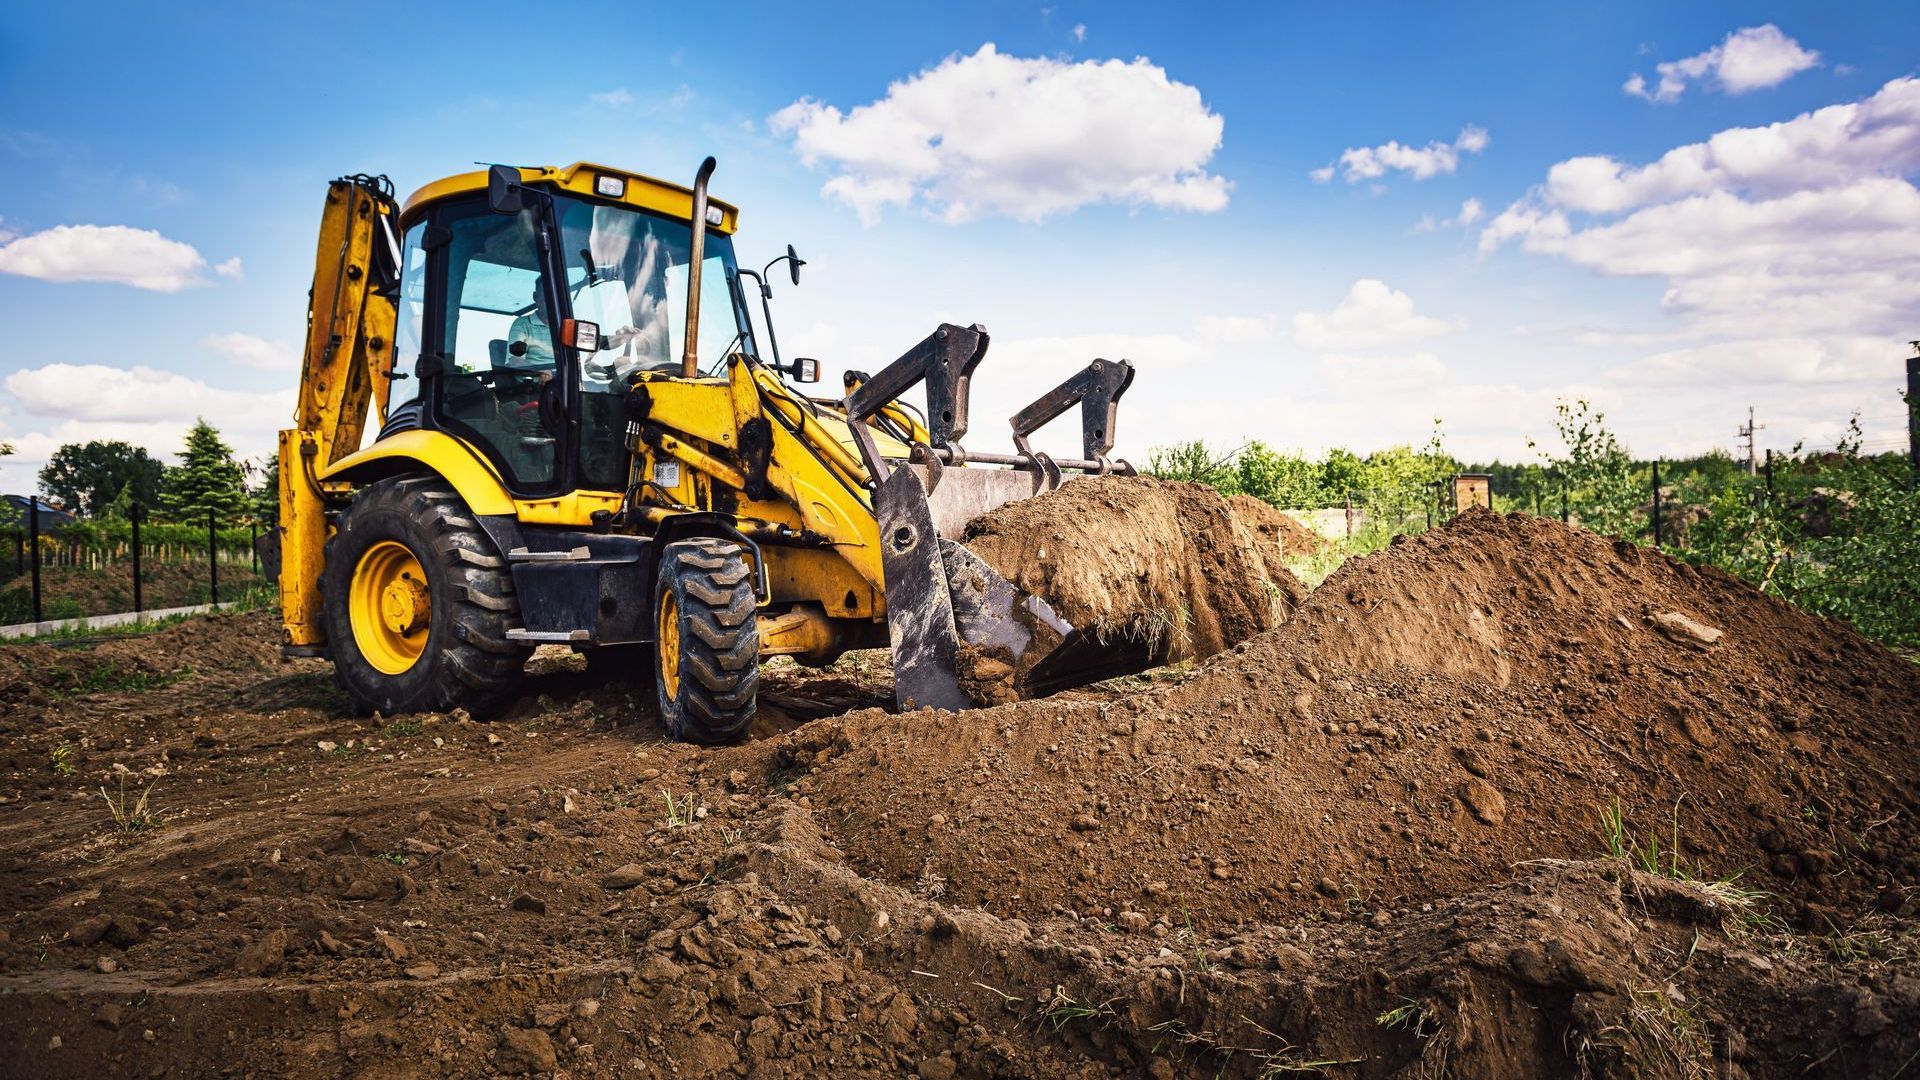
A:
<box><xmin>653</xmin><ymin>539</ymin><xmax>759</xmax><ymax>744</ymax></box>
<box><xmin>322</xmin><ymin>476</ymin><xmax>528</xmax><ymax>717</ymax></box>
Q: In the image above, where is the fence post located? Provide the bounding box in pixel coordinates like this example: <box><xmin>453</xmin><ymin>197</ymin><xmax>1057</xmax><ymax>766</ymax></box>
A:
<box><xmin>208</xmin><ymin>507</ymin><xmax>219</xmax><ymax>607</ymax></box>
<box><xmin>250</xmin><ymin>520</ymin><xmax>258</xmax><ymax>574</ymax></box>
<box><xmin>1651</xmin><ymin>460</ymin><xmax>1662</xmax><ymax>547</ymax></box>
<box><xmin>131</xmin><ymin>502</ymin><xmax>144</xmax><ymax>615</ymax></box>
<box><xmin>28</xmin><ymin>496</ymin><xmax>42</xmax><ymax>624</ymax></box>
<box><xmin>1764</xmin><ymin>449</ymin><xmax>1774</xmax><ymax>499</ymax></box>
<box><xmin>1561</xmin><ymin>490</ymin><xmax>1569</xmax><ymax>524</ymax></box>
<box><xmin>1344</xmin><ymin>492</ymin><xmax>1354</xmax><ymax>540</ymax></box>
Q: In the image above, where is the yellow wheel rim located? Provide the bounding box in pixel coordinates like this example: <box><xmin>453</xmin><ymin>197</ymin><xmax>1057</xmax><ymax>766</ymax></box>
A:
<box><xmin>657</xmin><ymin>589</ymin><xmax>681</xmax><ymax>700</ymax></box>
<box><xmin>350</xmin><ymin>540</ymin><xmax>431</xmax><ymax>675</ymax></box>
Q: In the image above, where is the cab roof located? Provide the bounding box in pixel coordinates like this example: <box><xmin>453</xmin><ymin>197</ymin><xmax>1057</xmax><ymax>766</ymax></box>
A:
<box><xmin>400</xmin><ymin>161</ymin><xmax>739</xmax><ymax>234</ymax></box>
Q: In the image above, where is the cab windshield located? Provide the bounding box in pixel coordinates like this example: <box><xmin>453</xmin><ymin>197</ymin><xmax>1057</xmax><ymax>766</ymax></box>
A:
<box><xmin>554</xmin><ymin>194</ymin><xmax>755</xmax><ymax>391</ymax></box>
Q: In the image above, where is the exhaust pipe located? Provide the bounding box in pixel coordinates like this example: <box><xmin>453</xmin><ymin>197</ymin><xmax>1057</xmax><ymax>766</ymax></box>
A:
<box><xmin>682</xmin><ymin>156</ymin><xmax>717</xmax><ymax>378</ymax></box>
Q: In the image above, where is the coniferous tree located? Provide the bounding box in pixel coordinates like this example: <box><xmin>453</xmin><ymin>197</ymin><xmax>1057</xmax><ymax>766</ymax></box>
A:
<box><xmin>248</xmin><ymin>451</ymin><xmax>280</xmax><ymax>521</ymax></box>
<box><xmin>161</xmin><ymin>419</ymin><xmax>249</xmax><ymax>523</ymax></box>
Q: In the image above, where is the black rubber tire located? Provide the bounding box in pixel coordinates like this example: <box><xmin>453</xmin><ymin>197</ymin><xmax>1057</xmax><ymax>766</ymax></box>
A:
<box><xmin>653</xmin><ymin>538</ymin><xmax>759</xmax><ymax>745</ymax></box>
<box><xmin>321</xmin><ymin>475</ymin><xmax>529</xmax><ymax>718</ymax></box>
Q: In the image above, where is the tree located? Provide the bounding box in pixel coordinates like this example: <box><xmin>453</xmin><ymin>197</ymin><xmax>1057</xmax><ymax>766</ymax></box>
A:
<box><xmin>161</xmin><ymin>419</ymin><xmax>249</xmax><ymax>522</ymax></box>
<box><xmin>1145</xmin><ymin>440</ymin><xmax>1240</xmax><ymax>489</ymax></box>
<box><xmin>1542</xmin><ymin>399</ymin><xmax>1643</xmax><ymax>538</ymax></box>
<box><xmin>38</xmin><ymin>440</ymin><xmax>166</xmax><ymax>517</ymax></box>
<box><xmin>1234</xmin><ymin>442</ymin><xmax>1325</xmax><ymax>508</ymax></box>
<box><xmin>248</xmin><ymin>451</ymin><xmax>280</xmax><ymax>520</ymax></box>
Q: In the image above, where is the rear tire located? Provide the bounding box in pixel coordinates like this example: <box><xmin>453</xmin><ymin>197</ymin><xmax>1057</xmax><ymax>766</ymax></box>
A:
<box><xmin>653</xmin><ymin>539</ymin><xmax>759</xmax><ymax>744</ymax></box>
<box><xmin>321</xmin><ymin>475</ymin><xmax>528</xmax><ymax>717</ymax></box>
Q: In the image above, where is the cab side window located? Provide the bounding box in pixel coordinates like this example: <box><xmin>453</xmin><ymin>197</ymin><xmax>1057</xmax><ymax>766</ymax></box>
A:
<box><xmin>387</xmin><ymin>222</ymin><xmax>428</xmax><ymax>413</ymax></box>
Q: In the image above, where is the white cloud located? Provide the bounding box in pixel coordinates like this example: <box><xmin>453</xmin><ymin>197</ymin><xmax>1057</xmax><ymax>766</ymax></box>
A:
<box><xmin>0</xmin><ymin>224</ymin><xmax>224</xmax><ymax>292</ymax></box>
<box><xmin>205</xmin><ymin>332</ymin><xmax>298</xmax><ymax>370</ymax></box>
<box><xmin>6</xmin><ymin>363</ymin><xmax>288</xmax><ymax>425</ymax></box>
<box><xmin>1415</xmin><ymin>197</ymin><xmax>1484</xmax><ymax>231</ymax></box>
<box><xmin>1319</xmin><ymin>352</ymin><xmax>1447</xmax><ymax>391</ymax></box>
<box><xmin>1625</xmin><ymin>24</ymin><xmax>1820</xmax><ymax>103</ymax></box>
<box><xmin>214</xmin><ymin>257</ymin><xmax>242</xmax><ymax>279</ymax></box>
<box><xmin>590</xmin><ymin>88</ymin><xmax>635</xmax><ymax>106</ymax></box>
<box><xmin>1071</xmin><ymin>24</ymin><xmax>1086</xmax><ymax>43</ymax></box>
<box><xmin>1607</xmin><ymin>336</ymin><xmax>1891</xmax><ymax>387</ymax></box>
<box><xmin>1292</xmin><ymin>279</ymin><xmax>1460</xmax><ymax>350</ymax></box>
<box><xmin>1316</xmin><ymin>126</ymin><xmax>1488</xmax><ymax>184</ymax></box>
<box><xmin>1482</xmin><ymin>77</ymin><xmax>1920</xmax><ymax>338</ymax></box>
<box><xmin>1</xmin><ymin>364</ymin><xmax>291</xmax><ymax>474</ymax></box>
<box><xmin>769</xmin><ymin>43</ymin><xmax>1229</xmax><ymax>224</ymax></box>
<box><xmin>1545</xmin><ymin>76</ymin><xmax>1920</xmax><ymax>214</ymax></box>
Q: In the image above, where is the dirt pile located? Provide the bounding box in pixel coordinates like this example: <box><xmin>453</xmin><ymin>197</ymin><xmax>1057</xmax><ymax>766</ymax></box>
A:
<box><xmin>961</xmin><ymin>476</ymin><xmax>1306</xmax><ymax>663</ymax></box>
<box><xmin>0</xmin><ymin>608</ymin><xmax>280</xmax><ymax>707</ymax></box>
<box><xmin>3</xmin><ymin>514</ymin><xmax>1919</xmax><ymax>1077</ymax></box>
<box><xmin>1225</xmin><ymin>493</ymin><xmax>1326</xmax><ymax>560</ymax></box>
<box><xmin>807</xmin><ymin>509</ymin><xmax>1920</xmax><ymax>929</ymax></box>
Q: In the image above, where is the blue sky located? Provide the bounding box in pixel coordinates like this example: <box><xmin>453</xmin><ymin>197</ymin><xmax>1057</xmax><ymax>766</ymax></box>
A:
<box><xmin>2</xmin><ymin>1</ymin><xmax>1916</xmax><ymax>487</ymax></box>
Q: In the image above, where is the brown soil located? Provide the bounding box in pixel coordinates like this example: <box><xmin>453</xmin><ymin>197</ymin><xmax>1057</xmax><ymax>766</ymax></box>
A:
<box><xmin>1</xmin><ymin>512</ymin><xmax>1917</xmax><ymax>1079</ymax></box>
<box><xmin>814</xmin><ymin>510</ymin><xmax>1920</xmax><ymax>929</ymax></box>
<box><xmin>962</xmin><ymin>477</ymin><xmax>1306</xmax><ymax>663</ymax></box>
<box><xmin>1226</xmin><ymin>493</ymin><xmax>1327</xmax><ymax>559</ymax></box>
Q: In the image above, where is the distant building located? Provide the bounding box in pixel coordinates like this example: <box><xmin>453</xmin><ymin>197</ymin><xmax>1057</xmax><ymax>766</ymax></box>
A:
<box><xmin>2</xmin><ymin>495</ymin><xmax>77</xmax><ymax>531</ymax></box>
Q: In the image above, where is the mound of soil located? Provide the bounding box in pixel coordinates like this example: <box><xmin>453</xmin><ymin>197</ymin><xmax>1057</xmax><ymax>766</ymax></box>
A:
<box><xmin>0</xmin><ymin>608</ymin><xmax>280</xmax><ymax>707</ymax></box>
<box><xmin>961</xmin><ymin>477</ymin><xmax>1306</xmax><ymax>663</ymax></box>
<box><xmin>807</xmin><ymin>510</ymin><xmax>1920</xmax><ymax>930</ymax></box>
<box><xmin>3</xmin><ymin>515</ymin><xmax>1918</xmax><ymax>1078</ymax></box>
<box><xmin>1226</xmin><ymin>493</ymin><xmax>1326</xmax><ymax>559</ymax></box>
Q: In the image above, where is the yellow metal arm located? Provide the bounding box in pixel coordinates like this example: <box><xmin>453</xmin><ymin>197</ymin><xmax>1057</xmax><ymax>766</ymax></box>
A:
<box><xmin>279</xmin><ymin>176</ymin><xmax>402</xmax><ymax>648</ymax></box>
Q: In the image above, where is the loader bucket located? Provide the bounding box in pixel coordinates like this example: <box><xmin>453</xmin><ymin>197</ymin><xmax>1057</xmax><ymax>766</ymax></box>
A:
<box><xmin>873</xmin><ymin>464</ymin><xmax>1169</xmax><ymax>711</ymax></box>
<box><xmin>838</xmin><ymin>322</ymin><xmax>1151</xmax><ymax>712</ymax></box>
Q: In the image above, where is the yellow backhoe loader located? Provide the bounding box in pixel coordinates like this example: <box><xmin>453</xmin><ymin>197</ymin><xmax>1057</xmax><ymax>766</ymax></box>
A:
<box><xmin>277</xmin><ymin>160</ymin><xmax>1147</xmax><ymax>743</ymax></box>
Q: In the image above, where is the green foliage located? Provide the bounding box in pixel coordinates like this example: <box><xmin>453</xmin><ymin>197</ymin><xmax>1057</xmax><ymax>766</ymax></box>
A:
<box><xmin>1541</xmin><ymin>399</ymin><xmax>1644</xmax><ymax>538</ymax></box>
<box><xmin>1148</xmin><ymin>422</ymin><xmax>1455</xmax><ymax>520</ymax></box>
<box><xmin>249</xmin><ymin>451</ymin><xmax>280</xmax><ymax>521</ymax></box>
<box><xmin>39</xmin><ymin>441</ymin><xmax>166</xmax><ymax>518</ymax></box>
<box><xmin>1145</xmin><ymin>440</ymin><xmax>1238</xmax><ymax>489</ymax></box>
<box><xmin>161</xmin><ymin>419</ymin><xmax>248</xmax><ymax>523</ymax></box>
<box><xmin>1678</xmin><ymin>419</ymin><xmax>1919</xmax><ymax>648</ymax></box>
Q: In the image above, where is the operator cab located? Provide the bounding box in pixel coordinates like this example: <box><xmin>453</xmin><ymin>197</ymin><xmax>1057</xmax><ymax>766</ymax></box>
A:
<box><xmin>384</xmin><ymin>163</ymin><xmax>759</xmax><ymax>497</ymax></box>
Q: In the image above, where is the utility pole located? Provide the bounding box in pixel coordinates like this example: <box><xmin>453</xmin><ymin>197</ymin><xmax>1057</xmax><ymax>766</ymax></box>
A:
<box><xmin>1738</xmin><ymin>406</ymin><xmax>1765</xmax><ymax>475</ymax></box>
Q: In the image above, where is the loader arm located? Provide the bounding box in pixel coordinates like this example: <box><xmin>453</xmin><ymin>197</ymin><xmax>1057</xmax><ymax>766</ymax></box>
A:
<box><xmin>278</xmin><ymin>175</ymin><xmax>403</xmax><ymax>650</ymax></box>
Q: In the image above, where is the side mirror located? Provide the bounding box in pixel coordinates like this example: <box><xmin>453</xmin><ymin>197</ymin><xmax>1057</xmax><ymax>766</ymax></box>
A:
<box><xmin>561</xmin><ymin>319</ymin><xmax>600</xmax><ymax>354</ymax></box>
<box><xmin>790</xmin><ymin>357</ymin><xmax>820</xmax><ymax>383</ymax></box>
<box><xmin>786</xmin><ymin>244</ymin><xmax>805</xmax><ymax>286</ymax></box>
<box><xmin>487</xmin><ymin>164</ymin><xmax>524</xmax><ymax>214</ymax></box>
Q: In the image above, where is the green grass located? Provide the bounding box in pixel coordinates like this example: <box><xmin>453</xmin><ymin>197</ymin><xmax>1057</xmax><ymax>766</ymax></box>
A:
<box><xmin>661</xmin><ymin>789</ymin><xmax>690</xmax><ymax>828</ymax></box>
<box><xmin>50</xmin><ymin>661</ymin><xmax>191</xmax><ymax>697</ymax></box>
<box><xmin>50</xmin><ymin>743</ymin><xmax>75</xmax><ymax>775</ymax></box>
<box><xmin>100</xmin><ymin>773</ymin><xmax>163</xmax><ymax>833</ymax></box>
<box><xmin>382</xmin><ymin>718</ymin><xmax>423</xmax><ymax>738</ymax></box>
<box><xmin>1035</xmin><ymin>988</ymin><xmax>1115</xmax><ymax>1032</ymax></box>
